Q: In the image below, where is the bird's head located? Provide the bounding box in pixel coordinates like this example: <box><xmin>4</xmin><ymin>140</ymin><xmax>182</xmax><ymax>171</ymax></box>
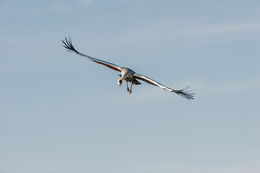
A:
<box><xmin>117</xmin><ymin>78</ymin><xmax>123</xmax><ymax>87</ymax></box>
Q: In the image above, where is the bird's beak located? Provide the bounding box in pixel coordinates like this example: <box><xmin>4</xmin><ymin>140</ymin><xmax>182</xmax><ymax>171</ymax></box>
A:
<box><xmin>117</xmin><ymin>78</ymin><xmax>122</xmax><ymax>87</ymax></box>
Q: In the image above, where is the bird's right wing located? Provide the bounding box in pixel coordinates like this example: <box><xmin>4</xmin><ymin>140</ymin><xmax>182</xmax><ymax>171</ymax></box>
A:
<box><xmin>133</xmin><ymin>73</ymin><xmax>194</xmax><ymax>100</ymax></box>
<box><xmin>62</xmin><ymin>37</ymin><xmax>122</xmax><ymax>72</ymax></box>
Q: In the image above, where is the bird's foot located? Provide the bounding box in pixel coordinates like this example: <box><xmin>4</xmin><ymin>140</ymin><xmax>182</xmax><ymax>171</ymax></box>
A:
<box><xmin>127</xmin><ymin>87</ymin><xmax>132</xmax><ymax>94</ymax></box>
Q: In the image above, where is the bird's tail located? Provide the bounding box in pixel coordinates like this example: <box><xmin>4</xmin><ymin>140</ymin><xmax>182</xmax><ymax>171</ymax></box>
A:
<box><xmin>173</xmin><ymin>86</ymin><xmax>195</xmax><ymax>100</ymax></box>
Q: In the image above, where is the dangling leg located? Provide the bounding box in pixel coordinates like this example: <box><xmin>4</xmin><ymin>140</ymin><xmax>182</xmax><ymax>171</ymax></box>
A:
<box><xmin>126</xmin><ymin>81</ymin><xmax>130</xmax><ymax>92</ymax></box>
<box><xmin>129</xmin><ymin>81</ymin><xmax>133</xmax><ymax>94</ymax></box>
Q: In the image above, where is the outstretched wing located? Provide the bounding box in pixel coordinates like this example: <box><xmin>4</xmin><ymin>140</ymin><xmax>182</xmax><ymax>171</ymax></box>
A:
<box><xmin>62</xmin><ymin>37</ymin><xmax>122</xmax><ymax>72</ymax></box>
<box><xmin>133</xmin><ymin>73</ymin><xmax>194</xmax><ymax>100</ymax></box>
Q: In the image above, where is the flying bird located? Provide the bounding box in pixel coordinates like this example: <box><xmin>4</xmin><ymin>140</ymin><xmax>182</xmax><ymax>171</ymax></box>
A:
<box><xmin>62</xmin><ymin>37</ymin><xmax>194</xmax><ymax>100</ymax></box>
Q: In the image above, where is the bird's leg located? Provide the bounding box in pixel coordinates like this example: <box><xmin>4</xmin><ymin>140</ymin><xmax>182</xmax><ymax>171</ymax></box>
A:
<box><xmin>126</xmin><ymin>82</ymin><xmax>130</xmax><ymax>92</ymax></box>
<box><xmin>129</xmin><ymin>81</ymin><xmax>133</xmax><ymax>94</ymax></box>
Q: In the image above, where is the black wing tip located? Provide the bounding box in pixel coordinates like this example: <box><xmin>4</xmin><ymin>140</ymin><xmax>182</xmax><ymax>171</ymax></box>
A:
<box><xmin>175</xmin><ymin>86</ymin><xmax>195</xmax><ymax>100</ymax></box>
<box><xmin>62</xmin><ymin>36</ymin><xmax>79</xmax><ymax>54</ymax></box>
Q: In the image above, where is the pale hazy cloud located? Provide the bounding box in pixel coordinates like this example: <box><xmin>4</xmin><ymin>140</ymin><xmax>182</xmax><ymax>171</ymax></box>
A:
<box><xmin>51</xmin><ymin>0</ymin><xmax>96</xmax><ymax>12</ymax></box>
<box><xmin>180</xmin><ymin>21</ymin><xmax>260</xmax><ymax>37</ymax></box>
<box><xmin>78</xmin><ymin>0</ymin><xmax>96</xmax><ymax>6</ymax></box>
<box><xmin>100</xmin><ymin>19</ymin><xmax>260</xmax><ymax>46</ymax></box>
<box><xmin>192</xmin><ymin>78</ymin><xmax>260</xmax><ymax>96</ymax></box>
<box><xmin>51</xmin><ymin>1</ymin><xmax>71</xmax><ymax>11</ymax></box>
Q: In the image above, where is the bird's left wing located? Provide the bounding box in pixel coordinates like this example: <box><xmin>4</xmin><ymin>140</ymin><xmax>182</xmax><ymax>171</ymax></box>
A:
<box><xmin>133</xmin><ymin>73</ymin><xmax>194</xmax><ymax>100</ymax></box>
<box><xmin>62</xmin><ymin>37</ymin><xmax>122</xmax><ymax>72</ymax></box>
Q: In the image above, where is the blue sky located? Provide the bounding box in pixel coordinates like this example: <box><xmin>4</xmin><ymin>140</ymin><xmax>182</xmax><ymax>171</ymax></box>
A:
<box><xmin>1</xmin><ymin>0</ymin><xmax>260</xmax><ymax>173</ymax></box>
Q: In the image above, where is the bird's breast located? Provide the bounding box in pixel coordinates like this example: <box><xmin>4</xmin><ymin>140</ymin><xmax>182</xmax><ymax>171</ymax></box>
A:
<box><xmin>124</xmin><ymin>75</ymin><xmax>135</xmax><ymax>82</ymax></box>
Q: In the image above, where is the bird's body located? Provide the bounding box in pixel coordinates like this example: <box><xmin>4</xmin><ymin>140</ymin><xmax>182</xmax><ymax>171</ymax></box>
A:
<box><xmin>62</xmin><ymin>37</ymin><xmax>194</xmax><ymax>100</ymax></box>
<box><xmin>121</xmin><ymin>68</ymin><xmax>135</xmax><ymax>80</ymax></box>
<box><xmin>118</xmin><ymin>67</ymin><xmax>141</xmax><ymax>93</ymax></box>
<box><xmin>120</xmin><ymin>68</ymin><xmax>140</xmax><ymax>84</ymax></box>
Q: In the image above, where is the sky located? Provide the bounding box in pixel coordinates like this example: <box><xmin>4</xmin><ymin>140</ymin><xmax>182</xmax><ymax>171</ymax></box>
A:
<box><xmin>0</xmin><ymin>0</ymin><xmax>260</xmax><ymax>173</ymax></box>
